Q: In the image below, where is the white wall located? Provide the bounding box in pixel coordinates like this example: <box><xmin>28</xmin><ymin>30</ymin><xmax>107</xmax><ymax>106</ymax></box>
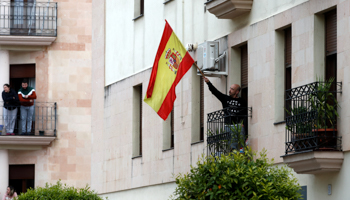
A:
<box><xmin>100</xmin><ymin>182</ymin><xmax>176</xmax><ymax>200</ymax></box>
<box><xmin>105</xmin><ymin>0</ymin><xmax>309</xmax><ymax>86</ymax></box>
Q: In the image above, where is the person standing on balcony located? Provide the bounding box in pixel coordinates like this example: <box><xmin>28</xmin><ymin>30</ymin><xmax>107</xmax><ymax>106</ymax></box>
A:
<box><xmin>204</xmin><ymin>77</ymin><xmax>247</xmax><ymax>151</ymax></box>
<box><xmin>2</xmin><ymin>84</ymin><xmax>19</xmax><ymax>135</ymax></box>
<box><xmin>18</xmin><ymin>79</ymin><xmax>36</xmax><ymax>135</ymax></box>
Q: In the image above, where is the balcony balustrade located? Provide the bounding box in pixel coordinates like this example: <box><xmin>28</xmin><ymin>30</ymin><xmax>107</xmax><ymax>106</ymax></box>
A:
<box><xmin>0</xmin><ymin>102</ymin><xmax>56</xmax><ymax>148</ymax></box>
<box><xmin>283</xmin><ymin>81</ymin><xmax>343</xmax><ymax>174</ymax></box>
<box><xmin>0</xmin><ymin>1</ymin><xmax>57</xmax><ymax>45</ymax></box>
<box><xmin>207</xmin><ymin>106</ymin><xmax>252</xmax><ymax>157</ymax></box>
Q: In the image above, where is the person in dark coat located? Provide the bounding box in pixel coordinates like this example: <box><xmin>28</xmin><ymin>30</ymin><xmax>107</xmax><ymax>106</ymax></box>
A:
<box><xmin>204</xmin><ymin>77</ymin><xmax>247</xmax><ymax>151</ymax></box>
<box><xmin>2</xmin><ymin>84</ymin><xmax>19</xmax><ymax>135</ymax></box>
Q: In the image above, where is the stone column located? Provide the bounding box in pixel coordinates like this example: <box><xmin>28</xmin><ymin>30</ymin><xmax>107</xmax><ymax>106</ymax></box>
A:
<box><xmin>0</xmin><ymin>50</ymin><xmax>9</xmax><ymax>135</ymax></box>
<box><xmin>0</xmin><ymin>50</ymin><xmax>9</xmax><ymax>86</ymax></box>
<box><xmin>0</xmin><ymin>150</ymin><xmax>9</xmax><ymax>196</ymax></box>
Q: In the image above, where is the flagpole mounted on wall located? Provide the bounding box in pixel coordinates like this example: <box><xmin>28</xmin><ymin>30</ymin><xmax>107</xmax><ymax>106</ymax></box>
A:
<box><xmin>193</xmin><ymin>62</ymin><xmax>206</xmax><ymax>78</ymax></box>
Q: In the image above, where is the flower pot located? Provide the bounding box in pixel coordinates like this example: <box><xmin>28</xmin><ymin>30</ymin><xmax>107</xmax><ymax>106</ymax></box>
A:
<box><xmin>312</xmin><ymin>128</ymin><xmax>337</xmax><ymax>149</ymax></box>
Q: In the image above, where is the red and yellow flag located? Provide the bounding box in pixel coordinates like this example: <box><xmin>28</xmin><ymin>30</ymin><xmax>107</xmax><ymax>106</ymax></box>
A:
<box><xmin>144</xmin><ymin>20</ymin><xmax>194</xmax><ymax>120</ymax></box>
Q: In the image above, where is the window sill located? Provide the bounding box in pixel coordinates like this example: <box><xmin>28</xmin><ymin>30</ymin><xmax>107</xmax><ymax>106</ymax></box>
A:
<box><xmin>162</xmin><ymin>147</ymin><xmax>174</xmax><ymax>152</ymax></box>
<box><xmin>273</xmin><ymin>120</ymin><xmax>285</xmax><ymax>125</ymax></box>
<box><xmin>132</xmin><ymin>14</ymin><xmax>144</xmax><ymax>21</ymax></box>
<box><xmin>163</xmin><ymin>0</ymin><xmax>173</xmax><ymax>4</ymax></box>
<box><xmin>132</xmin><ymin>155</ymin><xmax>142</xmax><ymax>159</ymax></box>
<box><xmin>204</xmin><ymin>0</ymin><xmax>215</xmax><ymax>5</ymax></box>
<box><xmin>191</xmin><ymin>140</ymin><xmax>204</xmax><ymax>145</ymax></box>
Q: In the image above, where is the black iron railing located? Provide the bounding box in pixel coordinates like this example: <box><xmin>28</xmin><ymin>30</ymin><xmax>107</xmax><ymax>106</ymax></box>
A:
<box><xmin>0</xmin><ymin>1</ymin><xmax>57</xmax><ymax>36</ymax></box>
<box><xmin>0</xmin><ymin>102</ymin><xmax>57</xmax><ymax>136</ymax></box>
<box><xmin>285</xmin><ymin>81</ymin><xmax>342</xmax><ymax>154</ymax></box>
<box><xmin>207</xmin><ymin>106</ymin><xmax>252</xmax><ymax>157</ymax></box>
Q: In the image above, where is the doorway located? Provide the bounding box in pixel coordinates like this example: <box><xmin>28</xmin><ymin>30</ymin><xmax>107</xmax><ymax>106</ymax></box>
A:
<box><xmin>10</xmin><ymin>64</ymin><xmax>36</xmax><ymax>135</ymax></box>
<box><xmin>10</xmin><ymin>0</ymin><xmax>36</xmax><ymax>35</ymax></box>
<box><xmin>9</xmin><ymin>164</ymin><xmax>35</xmax><ymax>194</ymax></box>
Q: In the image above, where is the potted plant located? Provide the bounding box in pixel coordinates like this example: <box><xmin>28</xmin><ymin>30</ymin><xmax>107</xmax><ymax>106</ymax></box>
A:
<box><xmin>309</xmin><ymin>77</ymin><xmax>340</xmax><ymax>149</ymax></box>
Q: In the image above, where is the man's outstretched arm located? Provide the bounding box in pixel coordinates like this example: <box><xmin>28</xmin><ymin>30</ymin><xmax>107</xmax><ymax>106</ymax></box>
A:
<box><xmin>204</xmin><ymin>77</ymin><xmax>226</xmax><ymax>101</ymax></box>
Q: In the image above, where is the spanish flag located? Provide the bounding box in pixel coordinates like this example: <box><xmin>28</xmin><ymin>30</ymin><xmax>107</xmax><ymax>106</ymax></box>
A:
<box><xmin>144</xmin><ymin>20</ymin><xmax>194</xmax><ymax>120</ymax></box>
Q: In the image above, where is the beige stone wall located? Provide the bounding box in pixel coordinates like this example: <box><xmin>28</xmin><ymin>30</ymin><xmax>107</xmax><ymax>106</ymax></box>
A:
<box><xmin>8</xmin><ymin>0</ymin><xmax>92</xmax><ymax>188</ymax></box>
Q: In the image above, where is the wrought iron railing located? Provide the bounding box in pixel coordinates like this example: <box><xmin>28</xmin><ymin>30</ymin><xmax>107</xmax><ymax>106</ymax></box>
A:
<box><xmin>207</xmin><ymin>106</ymin><xmax>252</xmax><ymax>157</ymax></box>
<box><xmin>0</xmin><ymin>102</ymin><xmax>57</xmax><ymax>136</ymax></box>
<box><xmin>0</xmin><ymin>1</ymin><xmax>57</xmax><ymax>36</ymax></box>
<box><xmin>285</xmin><ymin>81</ymin><xmax>342</xmax><ymax>154</ymax></box>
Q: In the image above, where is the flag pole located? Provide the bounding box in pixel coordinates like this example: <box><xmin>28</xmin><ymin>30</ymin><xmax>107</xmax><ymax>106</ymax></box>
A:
<box><xmin>193</xmin><ymin>62</ymin><xmax>206</xmax><ymax>78</ymax></box>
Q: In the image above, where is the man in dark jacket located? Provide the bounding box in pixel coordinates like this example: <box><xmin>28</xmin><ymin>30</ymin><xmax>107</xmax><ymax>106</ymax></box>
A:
<box><xmin>204</xmin><ymin>77</ymin><xmax>247</xmax><ymax>151</ymax></box>
<box><xmin>2</xmin><ymin>84</ymin><xmax>19</xmax><ymax>135</ymax></box>
<box><xmin>18</xmin><ymin>79</ymin><xmax>37</xmax><ymax>135</ymax></box>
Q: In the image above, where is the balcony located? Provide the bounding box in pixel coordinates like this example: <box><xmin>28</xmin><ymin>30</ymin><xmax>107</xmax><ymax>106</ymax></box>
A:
<box><xmin>0</xmin><ymin>1</ymin><xmax>57</xmax><ymax>46</ymax></box>
<box><xmin>282</xmin><ymin>81</ymin><xmax>343</xmax><ymax>174</ymax></box>
<box><xmin>0</xmin><ymin>102</ymin><xmax>56</xmax><ymax>149</ymax></box>
<box><xmin>207</xmin><ymin>106</ymin><xmax>252</xmax><ymax>157</ymax></box>
<box><xmin>205</xmin><ymin>0</ymin><xmax>253</xmax><ymax>19</ymax></box>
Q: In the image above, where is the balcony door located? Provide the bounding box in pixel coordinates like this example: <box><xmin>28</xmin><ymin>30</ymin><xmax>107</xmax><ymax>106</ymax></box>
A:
<box><xmin>9</xmin><ymin>165</ymin><xmax>35</xmax><ymax>194</ymax></box>
<box><xmin>10</xmin><ymin>0</ymin><xmax>36</xmax><ymax>35</ymax></box>
<box><xmin>10</xmin><ymin>64</ymin><xmax>36</xmax><ymax>135</ymax></box>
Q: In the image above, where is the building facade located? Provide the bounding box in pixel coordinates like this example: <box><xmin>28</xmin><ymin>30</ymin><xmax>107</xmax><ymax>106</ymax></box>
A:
<box><xmin>92</xmin><ymin>0</ymin><xmax>350</xmax><ymax>200</ymax></box>
<box><xmin>0</xmin><ymin>0</ymin><xmax>92</xmax><ymax>195</ymax></box>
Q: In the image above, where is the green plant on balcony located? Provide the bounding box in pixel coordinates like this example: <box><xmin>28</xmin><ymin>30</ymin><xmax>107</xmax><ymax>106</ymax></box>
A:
<box><xmin>309</xmin><ymin>77</ymin><xmax>340</xmax><ymax>129</ymax></box>
<box><xmin>207</xmin><ymin>121</ymin><xmax>246</xmax><ymax>155</ymax></box>
<box><xmin>285</xmin><ymin>106</ymin><xmax>311</xmax><ymax>134</ymax></box>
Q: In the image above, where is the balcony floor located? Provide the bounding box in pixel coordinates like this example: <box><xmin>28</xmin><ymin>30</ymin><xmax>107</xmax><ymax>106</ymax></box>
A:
<box><xmin>282</xmin><ymin>150</ymin><xmax>344</xmax><ymax>174</ymax></box>
<box><xmin>0</xmin><ymin>135</ymin><xmax>55</xmax><ymax>150</ymax></box>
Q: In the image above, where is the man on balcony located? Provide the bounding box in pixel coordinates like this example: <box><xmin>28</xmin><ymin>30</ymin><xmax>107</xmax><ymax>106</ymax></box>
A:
<box><xmin>204</xmin><ymin>77</ymin><xmax>247</xmax><ymax>151</ymax></box>
<box><xmin>18</xmin><ymin>79</ymin><xmax>37</xmax><ymax>135</ymax></box>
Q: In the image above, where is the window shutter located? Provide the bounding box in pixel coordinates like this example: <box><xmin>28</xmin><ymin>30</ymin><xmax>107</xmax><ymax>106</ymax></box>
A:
<box><xmin>171</xmin><ymin>109</ymin><xmax>174</xmax><ymax>148</ymax></box>
<box><xmin>285</xmin><ymin>27</ymin><xmax>292</xmax><ymax>67</ymax></box>
<box><xmin>139</xmin><ymin>85</ymin><xmax>143</xmax><ymax>155</ymax></box>
<box><xmin>10</xmin><ymin>64</ymin><xmax>35</xmax><ymax>78</ymax></box>
<box><xmin>140</xmin><ymin>0</ymin><xmax>144</xmax><ymax>15</ymax></box>
<box><xmin>241</xmin><ymin>45</ymin><xmax>248</xmax><ymax>88</ymax></box>
<box><xmin>9</xmin><ymin>165</ymin><xmax>35</xmax><ymax>180</ymax></box>
<box><xmin>325</xmin><ymin>10</ymin><xmax>337</xmax><ymax>55</ymax></box>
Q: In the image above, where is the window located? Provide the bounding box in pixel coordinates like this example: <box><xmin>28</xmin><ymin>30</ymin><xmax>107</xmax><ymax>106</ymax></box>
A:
<box><xmin>170</xmin><ymin>109</ymin><xmax>174</xmax><ymax>148</ymax></box>
<box><xmin>284</xmin><ymin>27</ymin><xmax>292</xmax><ymax>118</ymax></box>
<box><xmin>133</xmin><ymin>0</ymin><xmax>144</xmax><ymax>20</ymax></box>
<box><xmin>10</xmin><ymin>0</ymin><xmax>36</xmax><ymax>35</ymax></box>
<box><xmin>163</xmin><ymin>108</ymin><xmax>174</xmax><ymax>150</ymax></box>
<box><xmin>200</xmin><ymin>76</ymin><xmax>204</xmax><ymax>141</ymax></box>
<box><xmin>274</xmin><ymin>26</ymin><xmax>292</xmax><ymax>123</ymax></box>
<box><xmin>325</xmin><ymin>9</ymin><xmax>337</xmax><ymax>90</ymax></box>
<box><xmin>240</xmin><ymin>44</ymin><xmax>248</xmax><ymax>103</ymax></box>
<box><xmin>240</xmin><ymin>44</ymin><xmax>248</xmax><ymax>135</ymax></box>
<box><xmin>9</xmin><ymin>164</ymin><xmax>35</xmax><ymax>194</ymax></box>
<box><xmin>190</xmin><ymin>66</ymin><xmax>204</xmax><ymax>144</ymax></box>
<box><xmin>132</xmin><ymin>84</ymin><xmax>142</xmax><ymax>157</ymax></box>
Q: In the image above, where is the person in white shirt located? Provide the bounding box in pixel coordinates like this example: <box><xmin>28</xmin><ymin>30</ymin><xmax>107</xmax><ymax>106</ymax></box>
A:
<box><xmin>2</xmin><ymin>186</ymin><xmax>17</xmax><ymax>200</ymax></box>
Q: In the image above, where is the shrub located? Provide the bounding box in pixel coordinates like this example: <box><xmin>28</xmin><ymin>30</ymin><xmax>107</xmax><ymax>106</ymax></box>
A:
<box><xmin>17</xmin><ymin>180</ymin><xmax>106</xmax><ymax>200</ymax></box>
<box><xmin>170</xmin><ymin>149</ymin><xmax>301</xmax><ymax>200</ymax></box>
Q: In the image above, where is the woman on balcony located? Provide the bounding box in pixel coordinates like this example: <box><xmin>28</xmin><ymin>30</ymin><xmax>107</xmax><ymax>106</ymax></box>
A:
<box><xmin>2</xmin><ymin>84</ymin><xmax>19</xmax><ymax>135</ymax></box>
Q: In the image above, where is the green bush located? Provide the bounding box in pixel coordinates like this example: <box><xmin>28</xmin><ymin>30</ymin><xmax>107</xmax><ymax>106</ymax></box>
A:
<box><xmin>17</xmin><ymin>180</ymin><xmax>107</xmax><ymax>200</ymax></box>
<box><xmin>170</xmin><ymin>149</ymin><xmax>301</xmax><ymax>200</ymax></box>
